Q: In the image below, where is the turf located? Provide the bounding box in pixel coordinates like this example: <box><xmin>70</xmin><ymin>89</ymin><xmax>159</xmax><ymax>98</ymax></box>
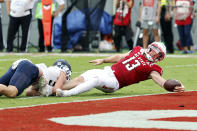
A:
<box><xmin>0</xmin><ymin>52</ymin><xmax>197</xmax><ymax>108</ymax></box>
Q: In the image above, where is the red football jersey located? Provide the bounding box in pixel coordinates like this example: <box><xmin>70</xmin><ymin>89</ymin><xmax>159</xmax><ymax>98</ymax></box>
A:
<box><xmin>111</xmin><ymin>46</ymin><xmax>163</xmax><ymax>88</ymax></box>
<box><xmin>113</xmin><ymin>0</ymin><xmax>132</xmax><ymax>26</ymax></box>
<box><xmin>175</xmin><ymin>0</ymin><xmax>193</xmax><ymax>25</ymax></box>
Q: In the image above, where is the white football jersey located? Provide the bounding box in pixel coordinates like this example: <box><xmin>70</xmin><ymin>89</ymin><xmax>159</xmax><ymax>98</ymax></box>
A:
<box><xmin>36</xmin><ymin>64</ymin><xmax>65</xmax><ymax>96</ymax></box>
<box><xmin>43</xmin><ymin>66</ymin><xmax>61</xmax><ymax>87</ymax></box>
<box><xmin>10</xmin><ymin>0</ymin><xmax>38</xmax><ymax>17</ymax></box>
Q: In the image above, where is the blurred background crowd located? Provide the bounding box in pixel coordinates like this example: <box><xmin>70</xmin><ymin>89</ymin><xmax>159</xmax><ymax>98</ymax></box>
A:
<box><xmin>0</xmin><ymin>0</ymin><xmax>196</xmax><ymax>54</ymax></box>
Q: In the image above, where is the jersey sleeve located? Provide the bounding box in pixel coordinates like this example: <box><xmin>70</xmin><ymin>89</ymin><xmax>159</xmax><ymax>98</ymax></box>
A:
<box><xmin>151</xmin><ymin>64</ymin><xmax>163</xmax><ymax>76</ymax></box>
<box><xmin>128</xmin><ymin>46</ymin><xmax>141</xmax><ymax>54</ymax></box>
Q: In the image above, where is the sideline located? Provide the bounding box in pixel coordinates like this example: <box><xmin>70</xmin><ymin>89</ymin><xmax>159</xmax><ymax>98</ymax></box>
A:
<box><xmin>0</xmin><ymin>52</ymin><xmax>197</xmax><ymax>58</ymax></box>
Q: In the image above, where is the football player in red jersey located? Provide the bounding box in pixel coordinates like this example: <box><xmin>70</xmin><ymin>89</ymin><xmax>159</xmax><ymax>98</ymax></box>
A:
<box><xmin>56</xmin><ymin>42</ymin><xmax>185</xmax><ymax>97</ymax></box>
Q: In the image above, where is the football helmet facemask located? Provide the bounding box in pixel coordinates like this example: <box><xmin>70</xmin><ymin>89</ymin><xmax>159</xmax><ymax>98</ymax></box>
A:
<box><xmin>145</xmin><ymin>42</ymin><xmax>166</xmax><ymax>63</ymax></box>
<box><xmin>53</xmin><ymin>59</ymin><xmax>72</xmax><ymax>80</ymax></box>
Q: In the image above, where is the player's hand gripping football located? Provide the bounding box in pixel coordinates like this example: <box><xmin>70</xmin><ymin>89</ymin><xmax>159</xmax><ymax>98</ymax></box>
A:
<box><xmin>163</xmin><ymin>79</ymin><xmax>185</xmax><ymax>93</ymax></box>
<box><xmin>173</xmin><ymin>81</ymin><xmax>185</xmax><ymax>93</ymax></box>
<box><xmin>89</xmin><ymin>59</ymin><xmax>104</xmax><ymax>65</ymax></box>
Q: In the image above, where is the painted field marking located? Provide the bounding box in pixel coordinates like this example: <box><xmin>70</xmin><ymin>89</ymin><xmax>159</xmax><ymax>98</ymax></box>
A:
<box><xmin>0</xmin><ymin>91</ymin><xmax>197</xmax><ymax>131</ymax></box>
<box><xmin>49</xmin><ymin>110</ymin><xmax>197</xmax><ymax>130</ymax></box>
<box><xmin>3</xmin><ymin>92</ymin><xmax>172</xmax><ymax>109</ymax></box>
<box><xmin>0</xmin><ymin>53</ymin><xmax>197</xmax><ymax>58</ymax></box>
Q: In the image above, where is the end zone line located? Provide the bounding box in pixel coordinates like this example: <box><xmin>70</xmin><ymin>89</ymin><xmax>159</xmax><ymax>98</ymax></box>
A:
<box><xmin>0</xmin><ymin>90</ymin><xmax>195</xmax><ymax>110</ymax></box>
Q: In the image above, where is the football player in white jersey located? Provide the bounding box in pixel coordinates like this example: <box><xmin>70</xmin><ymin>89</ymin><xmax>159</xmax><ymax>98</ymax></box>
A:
<box><xmin>26</xmin><ymin>59</ymin><xmax>72</xmax><ymax>97</ymax></box>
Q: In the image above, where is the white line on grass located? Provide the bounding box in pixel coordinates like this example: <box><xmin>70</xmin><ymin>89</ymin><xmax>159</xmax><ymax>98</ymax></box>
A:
<box><xmin>0</xmin><ymin>91</ymin><xmax>194</xmax><ymax>110</ymax></box>
<box><xmin>165</xmin><ymin>64</ymin><xmax>197</xmax><ymax>68</ymax></box>
<box><xmin>0</xmin><ymin>53</ymin><xmax>197</xmax><ymax>58</ymax></box>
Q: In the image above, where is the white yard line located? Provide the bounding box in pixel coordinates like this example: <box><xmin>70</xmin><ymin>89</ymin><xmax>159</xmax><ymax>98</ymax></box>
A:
<box><xmin>0</xmin><ymin>52</ymin><xmax>197</xmax><ymax>58</ymax></box>
<box><xmin>0</xmin><ymin>91</ymin><xmax>194</xmax><ymax>110</ymax></box>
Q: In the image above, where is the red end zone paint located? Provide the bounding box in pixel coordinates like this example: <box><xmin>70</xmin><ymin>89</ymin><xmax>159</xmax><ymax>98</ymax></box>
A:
<box><xmin>0</xmin><ymin>91</ymin><xmax>197</xmax><ymax>131</ymax></box>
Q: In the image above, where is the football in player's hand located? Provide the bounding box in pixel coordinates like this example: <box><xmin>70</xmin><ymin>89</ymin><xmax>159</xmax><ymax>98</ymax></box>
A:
<box><xmin>163</xmin><ymin>79</ymin><xmax>181</xmax><ymax>92</ymax></box>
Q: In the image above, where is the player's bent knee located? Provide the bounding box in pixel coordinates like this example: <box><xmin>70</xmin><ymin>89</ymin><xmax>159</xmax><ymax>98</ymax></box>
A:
<box><xmin>7</xmin><ymin>86</ymin><xmax>18</xmax><ymax>98</ymax></box>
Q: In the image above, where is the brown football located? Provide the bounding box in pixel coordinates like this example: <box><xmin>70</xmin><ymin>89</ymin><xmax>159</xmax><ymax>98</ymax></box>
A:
<box><xmin>163</xmin><ymin>79</ymin><xmax>181</xmax><ymax>92</ymax></box>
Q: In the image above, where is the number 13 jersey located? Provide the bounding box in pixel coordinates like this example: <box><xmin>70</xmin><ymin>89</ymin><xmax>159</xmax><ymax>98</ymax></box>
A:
<box><xmin>111</xmin><ymin>46</ymin><xmax>163</xmax><ymax>88</ymax></box>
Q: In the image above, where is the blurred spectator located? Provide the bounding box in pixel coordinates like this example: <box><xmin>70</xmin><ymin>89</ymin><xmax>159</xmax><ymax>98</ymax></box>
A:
<box><xmin>6</xmin><ymin>0</ymin><xmax>37</xmax><ymax>52</ymax></box>
<box><xmin>191</xmin><ymin>0</ymin><xmax>196</xmax><ymax>27</ymax></box>
<box><xmin>35</xmin><ymin>0</ymin><xmax>65</xmax><ymax>52</ymax></box>
<box><xmin>174</xmin><ymin>0</ymin><xmax>195</xmax><ymax>54</ymax></box>
<box><xmin>113</xmin><ymin>0</ymin><xmax>134</xmax><ymax>52</ymax></box>
<box><xmin>160</xmin><ymin>0</ymin><xmax>174</xmax><ymax>54</ymax></box>
<box><xmin>0</xmin><ymin>0</ymin><xmax>4</xmax><ymax>51</ymax></box>
<box><xmin>138</xmin><ymin>0</ymin><xmax>161</xmax><ymax>48</ymax></box>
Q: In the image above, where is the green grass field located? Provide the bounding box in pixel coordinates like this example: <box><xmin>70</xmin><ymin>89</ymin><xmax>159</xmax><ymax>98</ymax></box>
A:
<box><xmin>0</xmin><ymin>52</ymin><xmax>197</xmax><ymax>109</ymax></box>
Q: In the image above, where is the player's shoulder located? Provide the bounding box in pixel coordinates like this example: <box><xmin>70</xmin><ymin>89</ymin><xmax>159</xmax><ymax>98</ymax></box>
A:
<box><xmin>133</xmin><ymin>46</ymin><xmax>142</xmax><ymax>50</ymax></box>
<box><xmin>152</xmin><ymin>63</ymin><xmax>162</xmax><ymax>68</ymax></box>
<box><xmin>129</xmin><ymin>46</ymin><xmax>144</xmax><ymax>55</ymax></box>
<box><xmin>151</xmin><ymin>63</ymin><xmax>163</xmax><ymax>75</ymax></box>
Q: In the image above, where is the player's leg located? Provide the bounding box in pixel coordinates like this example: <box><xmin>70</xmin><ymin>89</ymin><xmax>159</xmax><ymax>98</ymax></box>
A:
<box><xmin>62</xmin><ymin>76</ymin><xmax>84</xmax><ymax>90</ymax></box>
<box><xmin>57</xmin><ymin>67</ymin><xmax>119</xmax><ymax>97</ymax></box>
<box><xmin>95</xmin><ymin>66</ymin><xmax>119</xmax><ymax>93</ymax></box>
<box><xmin>56</xmin><ymin>77</ymin><xmax>98</xmax><ymax>97</ymax></box>
<box><xmin>0</xmin><ymin>67</ymin><xmax>15</xmax><ymax>85</ymax></box>
<box><xmin>0</xmin><ymin>67</ymin><xmax>16</xmax><ymax>97</ymax></box>
<box><xmin>61</xmin><ymin>69</ymin><xmax>101</xmax><ymax>91</ymax></box>
<box><xmin>0</xmin><ymin>84</ymin><xmax>18</xmax><ymax>98</ymax></box>
<box><xmin>57</xmin><ymin>69</ymin><xmax>101</xmax><ymax>97</ymax></box>
<box><xmin>9</xmin><ymin>60</ymin><xmax>39</xmax><ymax>97</ymax></box>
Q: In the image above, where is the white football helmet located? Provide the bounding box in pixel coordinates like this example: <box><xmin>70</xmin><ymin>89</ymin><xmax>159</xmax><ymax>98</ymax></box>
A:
<box><xmin>145</xmin><ymin>42</ymin><xmax>166</xmax><ymax>63</ymax></box>
<box><xmin>53</xmin><ymin>59</ymin><xmax>72</xmax><ymax>80</ymax></box>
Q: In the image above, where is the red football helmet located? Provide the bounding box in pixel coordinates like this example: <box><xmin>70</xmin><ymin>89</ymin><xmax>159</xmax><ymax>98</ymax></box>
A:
<box><xmin>145</xmin><ymin>42</ymin><xmax>166</xmax><ymax>63</ymax></box>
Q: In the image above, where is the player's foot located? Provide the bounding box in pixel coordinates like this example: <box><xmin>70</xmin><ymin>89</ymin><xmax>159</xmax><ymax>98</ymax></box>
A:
<box><xmin>56</xmin><ymin>89</ymin><xmax>64</xmax><ymax>97</ymax></box>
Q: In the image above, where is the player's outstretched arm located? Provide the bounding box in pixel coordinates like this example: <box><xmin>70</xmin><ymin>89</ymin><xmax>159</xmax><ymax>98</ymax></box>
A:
<box><xmin>89</xmin><ymin>59</ymin><xmax>104</xmax><ymax>65</ymax></box>
<box><xmin>89</xmin><ymin>52</ymin><xmax>129</xmax><ymax>65</ymax></box>
<box><xmin>52</xmin><ymin>71</ymin><xmax>67</xmax><ymax>94</ymax></box>
<box><xmin>150</xmin><ymin>71</ymin><xmax>166</xmax><ymax>88</ymax></box>
<box><xmin>150</xmin><ymin>71</ymin><xmax>185</xmax><ymax>93</ymax></box>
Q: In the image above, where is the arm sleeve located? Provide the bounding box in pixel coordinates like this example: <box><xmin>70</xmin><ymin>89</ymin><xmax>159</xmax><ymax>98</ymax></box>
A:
<box><xmin>152</xmin><ymin>64</ymin><xmax>163</xmax><ymax>76</ymax></box>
